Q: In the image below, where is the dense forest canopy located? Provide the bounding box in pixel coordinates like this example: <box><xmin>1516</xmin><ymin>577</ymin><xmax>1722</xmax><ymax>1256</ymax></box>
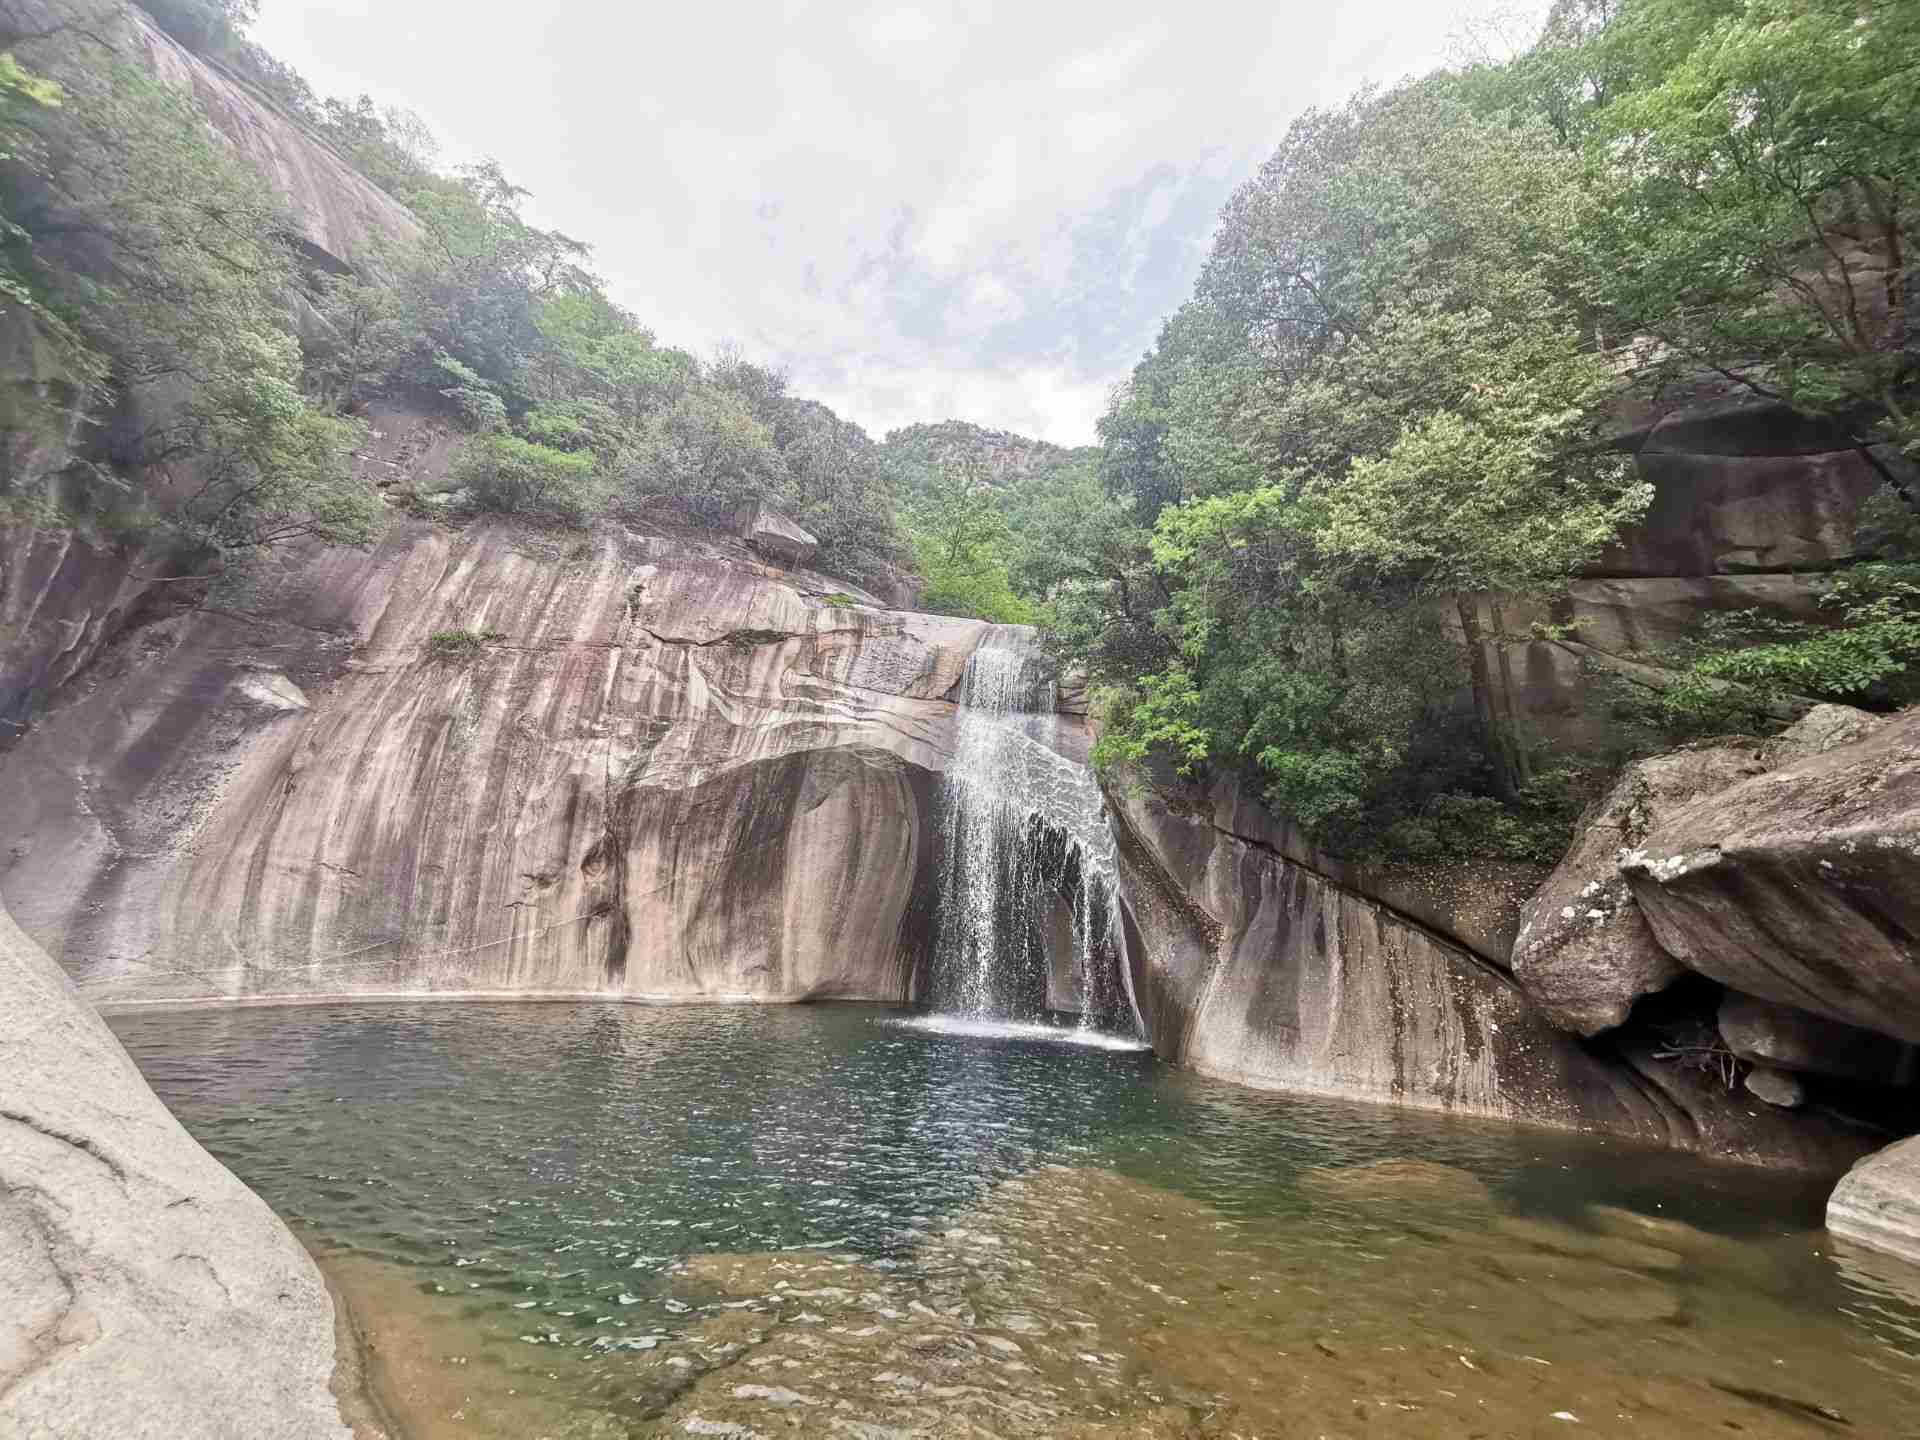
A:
<box><xmin>0</xmin><ymin>0</ymin><xmax>1914</xmax><ymax>861</ymax></box>
<box><xmin>1050</xmin><ymin>0</ymin><xmax>1920</xmax><ymax>861</ymax></box>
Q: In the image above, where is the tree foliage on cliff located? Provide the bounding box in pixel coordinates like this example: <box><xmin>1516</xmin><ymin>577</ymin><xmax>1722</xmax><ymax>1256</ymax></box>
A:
<box><xmin>1054</xmin><ymin>0</ymin><xmax>1918</xmax><ymax>861</ymax></box>
<box><xmin>1071</xmin><ymin>81</ymin><xmax>1646</xmax><ymax>857</ymax></box>
<box><xmin>0</xmin><ymin>18</ymin><xmax>376</xmax><ymax>549</ymax></box>
<box><xmin>1</xmin><ymin>1</ymin><xmax>905</xmax><ymax>584</ymax></box>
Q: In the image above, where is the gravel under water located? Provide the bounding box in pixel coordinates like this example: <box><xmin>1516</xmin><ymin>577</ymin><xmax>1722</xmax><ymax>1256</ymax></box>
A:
<box><xmin>113</xmin><ymin>1001</ymin><xmax>1920</xmax><ymax>1438</ymax></box>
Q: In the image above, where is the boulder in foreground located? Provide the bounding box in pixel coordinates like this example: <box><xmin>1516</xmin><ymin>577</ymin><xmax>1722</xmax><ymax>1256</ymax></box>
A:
<box><xmin>0</xmin><ymin>898</ymin><xmax>352</xmax><ymax>1439</ymax></box>
<box><xmin>1829</xmin><ymin>1136</ymin><xmax>1920</xmax><ymax>1268</ymax></box>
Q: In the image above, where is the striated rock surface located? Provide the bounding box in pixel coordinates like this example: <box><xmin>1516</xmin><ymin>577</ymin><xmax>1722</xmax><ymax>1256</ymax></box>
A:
<box><xmin>0</xmin><ymin>525</ymin><xmax>215</xmax><ymax>752</ymax></box>
<box><xmin>1103</xmin><ymin>770</ymin><xmax>1867</xmax><ymax>1168</ymax></box>
<box><xmin>1455</xmin><ymin>398</ymin><xmax>1891</xmax><ymax>759</ymax></box>
<box><xmin>0</xmin><ymin>895</ymin><xmax>351</xmax><ymax>1438</ymax></box>
<box><xmin>1512</xmin><ymin>742</ymin><xmax>1768</xmax><ymax>1036</ymax></box>
<box><xmin>1829</xmin><ymin>1137</ymin><xmax>1920</xmax><ymax>1266</ymax></box>
<box><xmin>0</xmin><ymin>516</ymin><xmax>1062</xmax><ymax>1007</ymax></box>
<box><xmin>1623</xmin><ymin>707</ymin><xmax>1920</xmax><ymax>1042</ymax></box>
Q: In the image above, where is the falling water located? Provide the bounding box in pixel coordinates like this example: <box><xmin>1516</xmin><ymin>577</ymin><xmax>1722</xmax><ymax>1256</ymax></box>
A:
<box><xmin>930</xmin><ymin>629</ymin><xmax>1140</xmax><ymax>1037</ymax></box>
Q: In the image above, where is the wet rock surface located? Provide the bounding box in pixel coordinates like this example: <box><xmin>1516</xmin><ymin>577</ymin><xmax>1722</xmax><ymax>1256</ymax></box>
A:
<box><xmin>0</xmin><ymin>898</ymin><xmax>352</xmax><ymax>1439</ymax></box>
<box><xmin>1829</xmin><ymin>1136</ymin><xmax>1920</xmax><ymax>1267</ymax></box>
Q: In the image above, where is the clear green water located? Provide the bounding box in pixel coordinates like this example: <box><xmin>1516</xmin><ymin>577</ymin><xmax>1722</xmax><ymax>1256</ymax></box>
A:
<box><xmin>113</xmin><ymin>1001</ymin><xmax>1920</xmax><ymax>1438</ymax></box>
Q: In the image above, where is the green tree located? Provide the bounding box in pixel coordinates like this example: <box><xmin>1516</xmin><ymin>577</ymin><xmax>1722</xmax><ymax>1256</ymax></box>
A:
<box><xmin>1</xmin><ymin>37</ymin><xmax>378</xmax><ymax>547</ymax></box>
<box><xmin>619</xmin><ymin>385</ymin><xmax>790</xmax><ymax>527</ymax></box>
<box><xmin>455</xmin><ymin>432</ymin><xmax>601</xmax><ymax>525</ymax></box>
<box><xmin>906</xmin><ymin>457</ymin><xmax>1033</xmax><ymax>624</ymax></box>
<box><xmin>1081</xmin><ymin>82</ymin><xmax>1647</xmax><ymax>838</ymax></box>
<box><xmin>1567</xmin><ymin>0</ymin><xmax>1920</xmax><ymax>456</ymax></box>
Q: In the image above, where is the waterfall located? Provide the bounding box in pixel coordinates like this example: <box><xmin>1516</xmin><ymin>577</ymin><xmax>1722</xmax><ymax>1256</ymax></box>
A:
<box><xmin>928</xmin><ymin>628</ymin><xmax>1141</xmax><ymax>1038</ymax></box>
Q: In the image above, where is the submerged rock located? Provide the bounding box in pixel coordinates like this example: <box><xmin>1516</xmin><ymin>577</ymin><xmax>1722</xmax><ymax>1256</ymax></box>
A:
<box><xmin>0</xmin><ymin>898</ymin><xmax>351</xmax><ymax>1437</ymax></box>
<box><xmin>1299</xmin><ymin>1158</ymin><xmax>1494</xmax><ymax>1208</ymax></box>
<box><xmin>1828</xmin><ymin>1136</ymin><xmax>1920</xmax><ymax>1266</ymax></box>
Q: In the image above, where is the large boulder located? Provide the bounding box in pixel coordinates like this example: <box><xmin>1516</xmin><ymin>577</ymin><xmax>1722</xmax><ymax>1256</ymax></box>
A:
<box><xmin>1829</xmin><ymin>1137</ymin><xmax>1920</xmax><ymax>1266</ymax></box>
<box><xmin>735</xmin><ymin>502</ymin><xmax>819</xmax><ymax>567</ymax></box>
<box><xmin>0</xmin><ymin>897</ymin><xmax>352</xmax><ymax>1438</ymax></box>
<box><xmin>1622</xmin><ymin>707</ymin><xmax>1920</xmax><ymax>1043</ymax></box>
<box><xmin>1593</xmin><ymin>448</ymin><xmax>1883</xmax><ymax>576</ymax></box>
<box><xmin>1512</xmin><ymin>742</ymin><xmax>1767</xmax><ymax>1036</ymax></box>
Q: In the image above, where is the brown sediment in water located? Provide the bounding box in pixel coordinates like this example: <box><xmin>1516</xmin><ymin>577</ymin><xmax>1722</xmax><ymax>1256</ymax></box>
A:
<box><xmin>312</xmin><ymin>1165</ymin><xmax>1920</xmax><ymax>1438</ymax></box>
<box><xmin>1297</xmin><ymin>1156</ymin><xmax>1496</xmax><ymax>1207</ymax></box>
<box><xmin>317</xmin><ymin>1246</ymin><xmax>638</xmax><ymax>1440</ymax></box>
<box><xmin>314</xmin><ymin>1243</ymin><xmax>403</xmax><ymax>1440</ymax></box>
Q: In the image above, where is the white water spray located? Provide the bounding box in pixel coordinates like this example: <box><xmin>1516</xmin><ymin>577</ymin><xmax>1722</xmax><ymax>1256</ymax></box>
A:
<box><xmin>930</xmin><ymin>629</ymin><xmax>1141</xmax><ymax>1038</ymax></box>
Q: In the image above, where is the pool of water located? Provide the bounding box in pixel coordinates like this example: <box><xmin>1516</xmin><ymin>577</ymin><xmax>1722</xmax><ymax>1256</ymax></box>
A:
<box><xmin>113</xmin><ymin>1001</ymin><xmax>1920</xmax><ymax>1438</ymax></box>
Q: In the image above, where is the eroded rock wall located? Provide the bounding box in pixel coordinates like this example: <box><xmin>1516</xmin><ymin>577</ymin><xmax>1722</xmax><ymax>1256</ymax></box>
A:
<box><xmin>1105</xmin><ymin>770</ymin><xmax>1870</xmax><ymax>1170</ymax></box>
<box><xmin>0</xmin><ymin>518</ymin><xmax>1033</xmax><ymax>1006</ymax></box>
<box><xmin>1462</xmin><ymin>396</ymin><xmax>1895</xmax><ymax>754</ymax></box>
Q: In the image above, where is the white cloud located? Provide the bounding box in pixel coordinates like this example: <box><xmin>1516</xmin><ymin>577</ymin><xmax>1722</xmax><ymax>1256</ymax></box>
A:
<box><xmin>250</xmin><ymin>0</ymin><xmax>1542</xmax><ymax>443</ymax></box>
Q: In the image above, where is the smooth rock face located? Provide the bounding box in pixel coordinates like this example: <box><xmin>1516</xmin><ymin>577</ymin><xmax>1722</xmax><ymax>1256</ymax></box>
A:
<box><xmin>1512</xmin><ymin>743</ymin><xmax>1767</xmax><ymax>1036</ymax></box>
<box><xmin>1563</xmin><ymin>575</ymin><xmax>1830</xmax><ymax>659</ymax></box>
<box><xmin>1459</xmin><ymin>396</ymin><xmax>1888</xmax><ymax>759</ymax></box>
<box><xmin>0</xmin><ymin>517</ymin><xmax>1055</xmax><ymax>1005</ymax></box>
<box><xmin>128</xmin><ymin>7</ymin><xmax>422</xmax><ymax>269</ymax></box>
<box><xmin>0</xmin><ymin>526</ymin><xmax>212</xmax><ymax>751</ymax></box>
<box><xmin>1829</xmin><ymin>1137</ymin><xmax>1920</xmax><ymax>1266</ymax></box>
<box><xmin>1742</xmin><ymin>1066</ymin><xmax>1806</xmax><ymax>1108</ymax></box>
<box><xmin>0</xmin><ymin>897</ymin><xmax>349</xmax><ymax>1439</ymax></box>
<box><xmin>1623</xmin><ymin>708</ymin><xmax>1920</xmax><ymax>1043</ymax></box>
<box><xmin>1104</xmin><ymin>772</ymin><xmax>1866</xmax><ymax>1169</ymax></box>
<box><xmin>1718</xmin><ymin>991</ymin><xmax>1910</xmax><ymax>1084</ymax></box>
<box><xmin>1205</xmin><ymin>777</ymin><xmax>1543</xmax><ymax>967</ymax></box>
<box><xmin>1595</xmin><ymin>448</ymin><xmax>1883</xmax><ymax>576</ymax></box>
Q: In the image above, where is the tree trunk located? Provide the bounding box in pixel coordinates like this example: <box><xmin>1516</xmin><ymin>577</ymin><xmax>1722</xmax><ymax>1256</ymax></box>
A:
<box><xmin>1456</xmin><ymin>593</ymin><xmax>1527</xmax><ymax>804</ymax></box>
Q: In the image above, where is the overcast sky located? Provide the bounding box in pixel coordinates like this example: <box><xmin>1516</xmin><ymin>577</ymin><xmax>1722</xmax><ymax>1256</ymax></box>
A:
<box><xmin>253</xmin><ymin>2</ymin><xmax>1533</xmax><ymax>445</ymax></box>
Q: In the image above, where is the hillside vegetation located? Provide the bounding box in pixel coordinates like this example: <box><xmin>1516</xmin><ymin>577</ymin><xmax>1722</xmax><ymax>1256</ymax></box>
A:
<box><xmin>1043</xmin><ymin>0</ymin><xmax>1920</xmax><ymax>861</ymax></box>
<box><xmin>1</xmin><ymin>0</ymin><xmax>1915</xmax><ymax>864</ymax></box>
<box><xmin>0</xmin><ymin>0</ymin><xmax>905</xmax><ymax>585</ymax></box>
